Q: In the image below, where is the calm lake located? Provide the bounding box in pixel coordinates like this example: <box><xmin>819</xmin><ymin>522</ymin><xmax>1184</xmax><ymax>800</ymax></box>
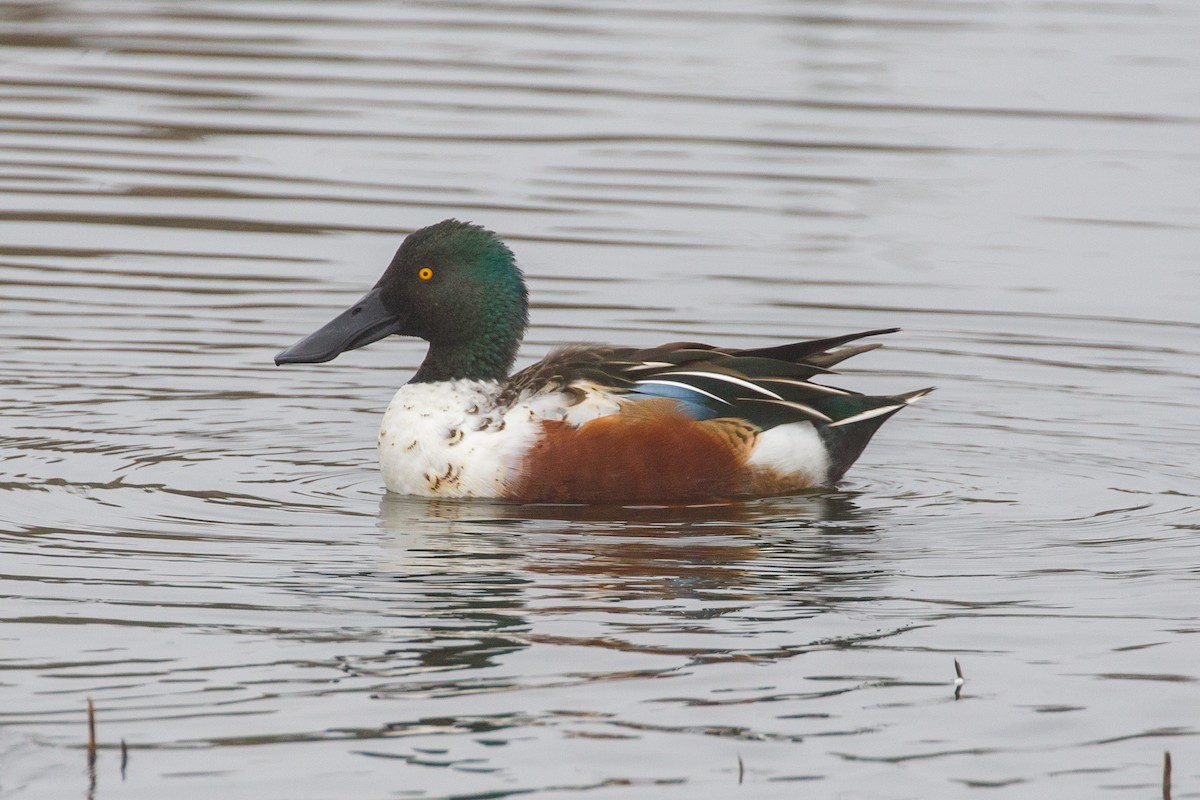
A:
<box><xmin>2</xmin><ymin>1</ymin><xmax>1198</xmax><ymax>798</ymax></box>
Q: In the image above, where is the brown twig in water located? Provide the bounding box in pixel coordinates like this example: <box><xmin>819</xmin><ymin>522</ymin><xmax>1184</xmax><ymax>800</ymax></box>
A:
<box><xmin>737</xmin><ymin>754</ymin><xmax>744</xmax><ymax>785</ymax></box>
<box><xmin>1163</xmin><ymin>750</ymin><xmax>1172</xmax><ymax>800</ymax></box>
<box><xmin>86</xmin><ymin>697</ymin><xmax>97</xmax><ymax>763</ymax></box>
<box><xmin>121</xmin><ymin>738</ymin><xmax>128</xmax><ymax>780</ymax></box>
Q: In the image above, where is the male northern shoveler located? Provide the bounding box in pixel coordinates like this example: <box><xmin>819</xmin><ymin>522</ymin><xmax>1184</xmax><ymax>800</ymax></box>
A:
<box><xmin>276</xmin><ymin>219</ymin><xmax>931</xmax><ymax>504</ymax></box>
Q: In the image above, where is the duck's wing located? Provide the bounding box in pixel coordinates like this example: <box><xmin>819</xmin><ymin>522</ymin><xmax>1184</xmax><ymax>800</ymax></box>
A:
<box><xmin>507</xmin><ymin>329</ymin><xmax>928</xmax><ymax>424</ymax></box>
<box><xmin>503</xmin><ymin>330</ymin><xmax>931</xmax><ymax>485</ymax></box>
<box><xmin>627</xmin><ymin>330</ymin><xmax>931</xmax><ymax>482</ymax></box>
<box><xmin>610</xmin><ymin>327</ymin><xmax>893</xmax><ymax>412</ymax></box>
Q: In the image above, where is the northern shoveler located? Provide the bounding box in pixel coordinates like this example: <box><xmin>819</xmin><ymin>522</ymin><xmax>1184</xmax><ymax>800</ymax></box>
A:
<box><xmin>276</xmin><ymin>219</ymin><xmax>931</xmax><ymax>504</ymax></box>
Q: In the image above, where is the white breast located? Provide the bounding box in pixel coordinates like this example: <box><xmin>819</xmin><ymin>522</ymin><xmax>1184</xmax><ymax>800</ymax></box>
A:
<box><xmin>376</xmin><ymin>380</ymin><xmax>621</xmax><ymax>498</ymax></box>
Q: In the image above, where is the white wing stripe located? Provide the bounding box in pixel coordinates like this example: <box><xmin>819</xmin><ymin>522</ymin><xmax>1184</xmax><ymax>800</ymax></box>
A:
<box><xmin>745</xmin><ymin>398</ymin><xmax>834</xmax><ymax>424</ymax></box>
<box><xmin>624</xmin><ymin>361</ymin><xmax>674</xmax><ymax>371</ymax></box>
<box><xmin>634</xmin><ymin>379</ymin><xmax>733</xmax><ymax>406</ymax></box>
<box><xmin>756</xmin><ymin>378</ymin><xmax>852</xmax><ymax>396</ymax></box>
<box><xmin>826</xmin><ymin>404</ymin><xmax>904</xmax><ymax>427</ymax></box>
<box><xmin>663</xmin><ymin>371</ymin><xmax>783</xmax><ymax>400</ymax></box>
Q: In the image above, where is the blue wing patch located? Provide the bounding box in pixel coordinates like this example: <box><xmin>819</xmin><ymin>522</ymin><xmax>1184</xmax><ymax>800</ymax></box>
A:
<box><xmin>628</xmin><ymin>379</ymin><xmax>728</xmax><ymax>420</ymax></box>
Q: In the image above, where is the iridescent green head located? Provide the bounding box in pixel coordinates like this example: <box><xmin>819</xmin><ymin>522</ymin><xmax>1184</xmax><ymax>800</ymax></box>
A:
<box><xmin>275</xmin><ymin>219</ymin><xmax>529</xmax><ymax>383</ymax></box>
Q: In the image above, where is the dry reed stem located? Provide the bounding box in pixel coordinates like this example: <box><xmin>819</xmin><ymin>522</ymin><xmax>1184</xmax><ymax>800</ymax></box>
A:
<box><xmin>86</xmin><ymin>697</ymin><xmax>97</xmax><ymax>762</ymax></box>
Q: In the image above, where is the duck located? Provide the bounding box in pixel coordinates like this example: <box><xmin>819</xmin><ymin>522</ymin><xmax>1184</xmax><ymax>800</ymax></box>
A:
<box><xmin>275</xmin><ymin>219</ymin><xmax>931</xmax><ymax>504</ymax></box>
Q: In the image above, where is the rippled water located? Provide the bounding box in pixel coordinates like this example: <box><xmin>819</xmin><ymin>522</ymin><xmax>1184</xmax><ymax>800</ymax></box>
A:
<box><xmin>2</xmin><ymin>1</ymin><xmax>1198</xmax><ymax>797</ymax></box>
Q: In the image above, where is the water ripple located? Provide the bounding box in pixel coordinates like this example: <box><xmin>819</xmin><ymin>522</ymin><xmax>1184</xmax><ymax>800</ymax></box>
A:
<box><xmin>2</xmin><ymin>1</ymin><xmax>1198</xmax><ymax>798</ymax></box>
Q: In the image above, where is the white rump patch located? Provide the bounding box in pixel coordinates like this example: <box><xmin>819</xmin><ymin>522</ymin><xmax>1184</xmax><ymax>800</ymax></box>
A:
<box><xmin>747</xmin><ymin>422</ymin><xmax>829</xmax><ymax>485</ymax></box>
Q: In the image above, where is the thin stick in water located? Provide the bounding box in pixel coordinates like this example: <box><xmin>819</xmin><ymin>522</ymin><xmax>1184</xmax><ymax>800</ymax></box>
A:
<box><xmin>86</xmin><ymin>697</ymin><xmax>97</xmax><ymax>762</ymax></box>
<box><xmin>1163</xmin><ymin>750</ymin><xmax>1172</xmax><ymax>800</ymax></box>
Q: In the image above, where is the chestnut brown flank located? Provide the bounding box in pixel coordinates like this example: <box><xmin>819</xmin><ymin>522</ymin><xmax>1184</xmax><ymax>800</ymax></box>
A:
<box><xmin>507</xmin><ymin>400</ymin><xmax>757</xmax><ymax>504</ymax></box>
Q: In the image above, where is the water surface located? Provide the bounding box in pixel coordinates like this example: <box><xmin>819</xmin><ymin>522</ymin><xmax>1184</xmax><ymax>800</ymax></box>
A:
<box><xmin>1</xmin><ymin>1</ymin><xmax>1198</xmax><ymax>798</ymax></box>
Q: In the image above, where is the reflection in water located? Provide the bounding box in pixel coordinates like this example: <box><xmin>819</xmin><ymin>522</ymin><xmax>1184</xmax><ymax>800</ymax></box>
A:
<box><xmin>378</xmin><ymin>493</ymin><xmax>881</xmax><ymax>596</ymax></box>
<box><xmin>368</xmin><ymin>493</ymin><xmax>892</xmax><ymax>676</ymax></box>
<box><xmin>242</xmin><ymin>492</ymin><xmax>915</xmax><ymax>767</ymax></box>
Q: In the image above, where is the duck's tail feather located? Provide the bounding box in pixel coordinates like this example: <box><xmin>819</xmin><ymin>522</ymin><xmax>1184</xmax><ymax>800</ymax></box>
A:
<box><xmin>818</xmin><ymin>386</ymin><xmax>935</xmax><ymax>482</ymax></box>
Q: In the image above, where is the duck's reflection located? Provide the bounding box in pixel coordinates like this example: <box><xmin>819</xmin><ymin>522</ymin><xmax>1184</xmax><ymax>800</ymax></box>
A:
<box><xmin>320</xmin><ymin>493</ymin><xmax>892</xmax><ymax>718</ymax></box>
<box><xmin>374</xmin><ymin>491</ymin><xmax>884</xmax><ymax>609</ymax></box>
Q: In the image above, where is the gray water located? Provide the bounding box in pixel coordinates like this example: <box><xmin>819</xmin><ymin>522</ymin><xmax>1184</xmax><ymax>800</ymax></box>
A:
<box><xmin>2</xmin><ymin>1</ymin><xmax>1198</xmax><ymax>798</ymax></box>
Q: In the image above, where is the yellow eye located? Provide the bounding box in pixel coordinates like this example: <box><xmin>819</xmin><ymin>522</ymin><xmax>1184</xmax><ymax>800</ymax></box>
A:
<box><xmin>418</xmin><ymin>267</ymin><xmax>434</xmax><ymax>281</ymax></box>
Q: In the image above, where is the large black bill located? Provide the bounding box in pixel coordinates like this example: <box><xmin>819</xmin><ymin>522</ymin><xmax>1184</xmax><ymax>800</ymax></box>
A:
<box><xmin>275</xmin><ymin>287</ymin><xmax>403</xmax><ymax>365</ymax></box>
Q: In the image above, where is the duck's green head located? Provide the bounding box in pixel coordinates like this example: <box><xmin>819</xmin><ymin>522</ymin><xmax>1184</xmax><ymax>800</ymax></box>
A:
<box><xmin>275</xmin><ymin>219</ymin><xmax>529</xmax><ymax>383</ymax></box>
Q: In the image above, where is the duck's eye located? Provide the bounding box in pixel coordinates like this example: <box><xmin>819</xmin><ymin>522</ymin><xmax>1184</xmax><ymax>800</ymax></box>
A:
<box><xmin>418</xmin><ymin>267</ymin><xmax>434</xmax><ymax>281</ymax></box>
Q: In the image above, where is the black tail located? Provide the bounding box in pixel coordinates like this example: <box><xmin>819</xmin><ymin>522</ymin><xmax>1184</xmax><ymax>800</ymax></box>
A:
<box><xmin>819</xmin><ymin>387</ymin><xmax>934</xmax><ymax>482</ymax></box>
